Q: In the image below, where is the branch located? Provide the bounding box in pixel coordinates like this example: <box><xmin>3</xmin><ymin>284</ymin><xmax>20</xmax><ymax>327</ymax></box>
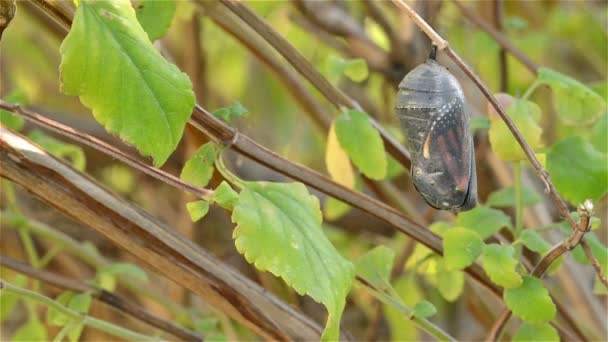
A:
<box><xmin>0</xmin><ymin>101</ymin><xmax>213</xmax><ymax>200</ymax></box>
<box><xmin>492</xmin><ymin>0</ymin><xmax>509</xmax><ymax>92</ymax></box>
<box><xmin>487</xmin><ymin>204</ymin><xmax>596</xmax><ymax>341</ymax></box>
<box><xmin>0</xmin><ymin>127</ymin><xmax>324</xmax><ymax>341</ymax></box>
<box><xmin>0</xmin><ymin>255</ymin><xmax>203</xmax><ymax>342</ymax></box>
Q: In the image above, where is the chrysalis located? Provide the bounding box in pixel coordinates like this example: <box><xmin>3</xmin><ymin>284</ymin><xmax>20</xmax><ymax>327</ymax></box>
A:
<box><xmin>395</xmin><ymin>46</ymin><xmax>477</xmax><ymax>212</ymax></box>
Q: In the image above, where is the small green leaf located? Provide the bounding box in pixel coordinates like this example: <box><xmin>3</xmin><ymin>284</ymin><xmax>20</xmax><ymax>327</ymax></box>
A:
<box><xmin>326</xmin><ymin>55</ymin><xmax>369</xmax><ymax>82</ymax></box>
<box><xmin>135</xmin><ymin>0</ymin><xmax>176</xmax><ymax>41</ymax></box>
<box><xmin>443</xmin><ymin>227</ymin><xmax>484</xmax><ymax>270</ymax></box>
<box><xmin>481</xmin><ymin>244</ymin><xmax>522</xmax><ymax>289</ymax></box>
<box><xmin>323</xmin><ymin>197</ymin><xmax>351</xmax><ymax>221</ymax></box>
<box><xmin>95</xmin><ymin>272</ymin><xmax>116</xmax><ymax>292</ymax></box>
<box><xmin>471</xmin><ymin>116</ymin><xmax>490</xmax><ymax>133</ymax></box>
<box><xmin>384</xmin><ymin>275</ymin><xmax>421</xmax><ymax>341</ymax></box>
<box><xmin>180</xmin><ymin>142</ymin><xmax>218</xmax><ymax>188</ymax></box>
<box><xmin>47</xmin><ymin>291</ymin><xmax>75</xmax><ymax>326</ymax></box>
<box><xmin>547</xmin><ymin>136</ymin><xmax>607</xmax><ymax>204</ymax></box>
<box><xmin>334</xmin><ymin>110</ymin><xmax>387</xmax><ymax>180</ymax></box>
<box><xmin>486</xmin><ymin>186</ymin><xmax>542</xmax><ymax>208</ymax></box>
<box><xmin>504</xmin><ymin>275</ymin><xmax>556</xmax><ymax>323</ymax></box>
<box><xmin>538</xmin><ymin>67</ymin><xmax>606</xmax><ymax>125</ymax></box>
<box><xmin>28</xmin><ymin>130</ymin><xmax>86</xmax><ymax>171</ymax></box>
<box><xmin>436</xmin><ymin>258</ymin><xmax>465</xmax><ymax>302</ymax></box>
<box><xmin>456</xmin><ymin>206</ymin><xmax>511</xmax><ymax>239</ymax></box>
<box><xmin>186</xmin><ymin>200</ymin><xmax>210</xmax><ymax>222</ymax></box>
<box><xmin>520</xmin><ymin>230</ymin><xmax>552</xmax><ymax>254</ymax></box>
<box><xmin>489</xmin><ymin>98</ymin><xmax>543</xmax><ymax>162</ymax></box>
<box><xmin>0</xmin><ymin>274</ymin><xmax>26</xmax><ymax>321</ymax></box>
<box><xmin>212</xmin><ymin>102</ymin><xmax>249</xmax><ymax>123</ymax></box>
<box><xmin>355</xmin><ymin>245</ymin><xmax>394</xmax><ymax>288</ymax></box>
<box><xmin>513</xmin><ymin>322</ymin><xmax>559</xmax><ymax>342</ymax></box>
<box><xmin>411</xmin><ymin>301</ymin><xmax>436</xmax><ymax>319</ymax></box>
<box><xmin>212</xmin><ymin>181</ymin><xmax>239</xmax><ymax>210</ymax></box>
<box><xmin>100</xmin><ymin>164</ymin><xmax>136</xmax><ymax>194</ymax></box>
<box><xmin>590</xmin><ymin>114</ymin><xmax>607</xmax><ymax>153</ymax></box>
<box><xmin>68</xmin><ymin>323</ymin><xmax>86</xmax><ymax>342</ymax></box>
<box><xmin>0</xmin><ymin>91</ymin><xmax>28</xmax><ymax>130</ymax></box>
<box><xmin>232</xmin><ymin>181</ymin><xmax>354</xmax><ymax>340</ymax></box>
<box><xmin>12</xmin><ymin>318</ymin><xmax>48</xmax><ymax>342</ymax></box>
<box><xmin>68</xmin><ymin>293</ymin><xmax>92</xmax><ymax>313</ymax></box>
<box><xmin>99</xmin><ymin>262</ymin><xmax>148</xmax><ymax>281</ymax></box>
<box><xmin>60</xmin><ymin>0</ymin><xmax>195</xmax><ymax>166</ymax></box>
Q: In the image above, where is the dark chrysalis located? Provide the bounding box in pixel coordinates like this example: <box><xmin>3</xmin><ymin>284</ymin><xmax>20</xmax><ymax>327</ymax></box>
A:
<box><xmin>395</xmin><ymin>46</ymin><xmax>477</xmax><ymax>212</ymax></box>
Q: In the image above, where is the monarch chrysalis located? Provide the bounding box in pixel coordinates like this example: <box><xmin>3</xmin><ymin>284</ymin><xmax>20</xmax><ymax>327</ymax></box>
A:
<box><xmin>395</xmin><ymin>46</ymin><xmax>477</xmax><ymax>212</ymax></box>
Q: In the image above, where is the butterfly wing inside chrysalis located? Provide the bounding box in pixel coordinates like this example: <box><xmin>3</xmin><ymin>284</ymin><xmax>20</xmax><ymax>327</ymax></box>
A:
<box><xmin>396</xmin><ymin>59</ymin><xmax>477</xmax><ymax>211</ymax></box>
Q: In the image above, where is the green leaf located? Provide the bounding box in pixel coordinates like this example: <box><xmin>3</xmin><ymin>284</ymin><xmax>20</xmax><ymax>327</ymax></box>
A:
<box><xmin>0</xmin><ymin>90</ymin><xmax>28</xmax><ymax>131</ymax></box>
<box><xmin>384</xmin><ymin>275</ymin><xmax>421</xmax><ymax>341</ymax></box>
<box><xmin>411</xmin><ymin>301</ymin><xmax>436</xmax><ymax>319</ymax></box>
<box><xmin>326</xmin><ymin>55</ymin><xmax>369</xmax><ymax>82</ymax></box>
<box><xmin>135</xmin><ymin>0</ymin><xmax>176</xmax><ymax>41</ymax></box>
<box><xmin>68</xmin><ymin>293</ymin><xmax>92</xmax><ymax>313</ymax></box>
<box><xmin>180</xmin><ymin>142</ymin><xmax>218</xmax><ymax>188</ymax></box>
<box><xmin>504</xmin><ymin>275</ymin><xmax>556</xmax><ymax>323</ymax></box>
<box><xmin>443</xmin><ymin>227</ymin><xmax>484</xmax><ymax>270</ymax></box>
<box><xmin>436</xmin><ymin>258</ymin><xmax>465</xmax><ymax>302</ymax></box>
<box><xmin>486</xmin><ymin>186</ymin><xmax>542</xmax><ymax>208</ymax></box>
<box><xmin>471</xmin><ymin>116</ymin><xmax>490</xmax><ymax>133</ymax></box>
<box><xmin>212</xmin><ymin>102</ymin><xmax>249</xmax><ymax>123</ymax></box>
<box><xmin>231</xmin><ymin>181</ymin><xmax>354</xmax><ymax>340</ymax></box>
<box><xmin>323</xmin><ymin>197</ymin><xmax>351</xmax><ymax>221</ymax></box>
<box><xmin>590</xmin><ymin>114</ymin><xmax>607</xmax><ymax>154</ymax></box>
<box><xmin>100</xmin><ymin>164</ymin><xmax>136</xmax><ymax>194</ymax></box>
<box><xmin>12</xmin><ymin>318</ymin><xmax>48</xmax><ymax>342</ymax></box>
<box><xmin>0</xmin><ymin>274</ymin><xmax>26</xmax><ymax>322</ymax></box>
<box><xmin>99</xmin><ymin>262</ymin><xmax>148</xmax><ymax>281</ymax></box>
<box><xmin>513</xmin><ymin>323</ymin><xmax>559</xmax><ymax>342</ymax></box>
<box><xmin>489</xmin><ymin>98</ymin><xmax>543</xmax><ymax>161</ymax></box>
<box><xmin>211</xmin><ymin>181</ymin><xmax>239</xmax><ymax>210</ymax></box>
<box><xmin>186</xmin><ymin>200</ymin><xmax>210</xmax><ymax>222</ymax></box>
<box><xmin>386</xmin><ymin>154</ymin><xmax>406</xmax><ymax>179</ymax></box>
<box><xmin>481</xmin><ymin>244</ymin><xmax>522</xmax><ymax>289</ymax></box>
<box><xmin>95</xmin><ymin>272</ymin><xmax>116</xmax><ymax>292</ymax></box>
<box><xmin>456</xmin><ymin>206</ymin><xmax>511</xmax><ymax>239</ymax></box>
<box><xmin>325</xmin><ymin>123</ymin><xmax>355</xmax><ymax>189</ymax></box>
<box><xmin>538</xmin><ymin>67</ymin><xmax>606</xmax><ymax>125</ymax></box>
<box><xmin>334</xmin><ymin>110</ymin><xmax>387</xmax><ymax>180</ymax></box>
<box><xmin>520</xmin><ymin>230</ymin><xmax>552</xmax><ymax>254</ymax></box>
<box><xmin>355</xmin><ymin>245</ymin><xmax>394</xmax><ymax>288</ymax></box>
<box><xmin>47</xmin><ymin>291</ymin><xmax>74</xmax><ymax>326</ymax></box>
<box><xmin>547</xmin><ymin>136</ymin><xmax>607</xmax><ymax>204</ymax></box>
<box><xmin>60</xmin><ymin>0</ymin><xmax>195</xmax><ymax>167</ymax></box>
<box><xmin>28</xmin><ymin>130</ymin><xmax>86</xmax><ymax>171</ymax></box>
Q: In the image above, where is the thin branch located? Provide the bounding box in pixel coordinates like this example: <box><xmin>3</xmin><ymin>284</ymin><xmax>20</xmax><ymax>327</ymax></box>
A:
<box><xmin>493</xmin><ymin>0</ymin><xmax>509</xmax><ymax>92</ymax></box>
<box><xmin>212</xmin><ymin>0</ymin><xmax>413</xmax><ymax>169</ymax></box>
<box><xmin>449</xmin><ymin>0</ymin><xmax>539</xmax><ymax>74</ymax></box>
<box><xmin>0</xmin><ymin>255</ymin><xmax>203</xmax><ymax>342</ymax></box>
<box><xmin>0</xmin><ymin>127</ymin><xmax>325</xmax><ymax>341</ymax></box>
<box><xmin>0</xmin><ymin>101</ymin><xmax>213</xmax><ymax>201</ymax></box>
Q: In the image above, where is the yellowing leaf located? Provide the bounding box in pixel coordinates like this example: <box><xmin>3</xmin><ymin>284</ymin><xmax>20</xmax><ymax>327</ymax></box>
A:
<box><xmin>60</xmin><ymin>0</ymin><xmax>195</xmax><ymax>166</ymax></box>
<box><xmin>326</xmin><ymin>123</ymin><xmax>355</xmax><ymax>189</ymax></box>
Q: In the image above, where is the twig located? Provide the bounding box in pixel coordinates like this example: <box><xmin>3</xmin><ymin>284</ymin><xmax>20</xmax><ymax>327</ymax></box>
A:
<box><xmin>0</xmin><ymin>255</ymin><xmax>203</xmax><ymax>342</ymax></box>
<box><xmin>449</xmin><ymin>0</ymin><xmax>538</xmax><ymax>74</ymax></box>
<box><xmin>0</xmin><ymin>127</ymin><xmax>325</xmax><ymax>341</ymax></box>
<box><xmin>493</xmin><ymin>0</ymin><xmax>509</xmax><ymax>92</ymax></box>
<box><xmin>0</xmin><ymin>101</ymin><xmax>213</xmax><ymax>201</ymax></box>
<box><xmin>487</xmin><ymin>203</ymin><xmax>595</xmax><ymax>341</ymax></box>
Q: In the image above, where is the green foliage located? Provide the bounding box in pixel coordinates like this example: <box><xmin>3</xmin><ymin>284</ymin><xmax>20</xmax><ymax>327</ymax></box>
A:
<box><xmin>355</xmin><ymin>245</ymin><xmax>394</xmax><ymax>289</ymax></box>
<box><xmin>12</xmin><ymin>317</ymin><xmax>48</xmax><ymax>342</ymax></box>
<box><xmin>46</xmin><ymin>291</ymin><xmax>92</xmax><ymax>341</ymax></box>
<box><xmin>470</xmin><ymin>116</ymin><xmax>490</xmax><ymax>133</ymax></box>
<box><xmin>456</xmin><ymin>206</ymin><xmax>512</xmax><ymax>239</ymax></box>
<box><xmin>212</xmin><ymin>102</ymin><xmax>249</xmax><ymax>123</ymax></box>
<box><xmin>186</xmin><ymin>200</ymin><xmax>210</xmax><ymax>222</ymax></box>
<box><xmin>28</xmin><ymin>130</ymin><xmax>86</xmax><ymax>171</ymax></box>
<box><xmin>96</xmin><ymin>262</ymin><xmax>148</xmax><ymax>291</ymax></box>
<box><xmin>231</xmin><ymin>181</ymin><xmax>354</xmax><ymax>340</ymax></box>
<box><xmin>326</xmin><ymin>123</ymin><xmax>355</xmax><ymax>189</ymax></box>
<box><xmin>504</xmin><ymin>276</ymin><xmax>556</xmax><ymax>323</ymax></box>
<box><xmin>481</xmin><ymin>244</ymin><xmax>522</xmax><ymax>289</ymax></box>
<box><xmin>323</xmin><ymin>197</ymin><xmax>351</xmax><ymax>221</ymax></box>
<box><xmin>443</xmin><ymin>227</ymin><xmax>483</xmax><ymax>271</ymax></box>
<box><xmin>0</xmin><ymin>90</ymin><xmax>28</xmax><ymax>130</ymax></box>
<box><xmin>489</xmin><ymin>99</ymin><xmax>543</xmax><ymax>162</ymax></box>
<box><xmin>519</xmin><ymin>230</ymin><xmax>552</xmax><ymax>254</ymax></box>
<box><xmin>100</xmin><ymin>164</ymin><xmax>136</xmax><ymax>194</ymax></box>
<box><xmin>537</xmin><ymin>68</ymin><xmax>606</xmax><ymax>125</ymax></box>
<box><xmin>486</xmin><ymin>186</ymin><xmax>542</xmax><ymax>208</ymax></box>
<box><xmin>181</xmin><ymin>142</ymin><xmax>218</xmax><ymax>188</ymax></box>
<box><xmin>60</xmin><ymin>0</ymin><xmax>195</xmax><ymax>167</ymax></box>
<box><xmin>211</xmin><ymin>181</ymin><xmax>239</xmax><ymax>210</ymax></box>
<box><xmin>384</xmin><ymin>275</ymin><xmax>421</xmax><ymax>341</ymax></box>
<box><xmin>411</xmin><ymin>301</ymin><xmax>436</xmax><ymax>319</ymax></box>
<box><xmin>0</xmin><ymin>274</ymin><xmax>26</xmax><ymax>321</ymax></box>
<box><xmin>513</xmin><ymin>323</ymin><xmax>559</xmax><ymax>342</ymax></box>
<box><xmin>135</xmin><ymin>0</ymin><xmax>176</xmax><ymax>41</ymax></box>
<box><xmin>334</xmin><ymin>110</ymin><xmax>387</xmax><ymax>180</ymax></box>
<box><xmin>590</xmin><ymin>114</ymin><xmax>607</xmax><ymax>153</ymax></box>
<box><xmin>547</xmin><ymin>136</ymin><xmax>607</xmax><ymax>204</ymax></box>
<box><xmin>436</xmin><ymin>258</ymin><xmax>465</xmax><ymax>302</ymax></box>
<box><xmin>325</xmin><ymin>55</ymin><xmax>369</xmax><ymax>82</ymax></box>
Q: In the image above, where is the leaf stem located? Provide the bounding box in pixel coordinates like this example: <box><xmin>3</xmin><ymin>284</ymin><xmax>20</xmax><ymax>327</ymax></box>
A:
<box><xmin>513</xmin><ymin>161</ymin><xmax>524</xmax><ymax>238</ymax></box>
<box><xmin>215</xmin><ymin>151</ymin><xmax>246</xmax><ymax>189</ymax></box>
<box><xmin>522</xmin><ymin>81</ymin><xmax>541</xmax><ymax>101</ymax></box>
<box><xmin>0</xmin><ymin>280</ymin><xmax>158</xmax><ymax>342</ymax></box>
